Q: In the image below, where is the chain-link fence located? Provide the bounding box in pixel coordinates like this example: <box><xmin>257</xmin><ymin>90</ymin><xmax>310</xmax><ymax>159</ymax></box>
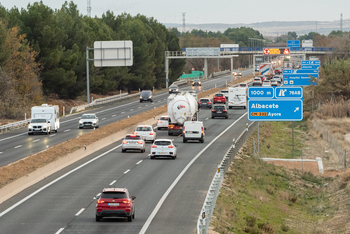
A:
<box><xmin>312</xmin><ymin>114</ymin><xmax>348</xmax><ymax>170</ymax></box>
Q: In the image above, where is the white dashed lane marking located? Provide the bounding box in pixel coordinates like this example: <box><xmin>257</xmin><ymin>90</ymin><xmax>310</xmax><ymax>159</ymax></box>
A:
<box><xmin>121</xmin><ymin>112</ymin><xmax>125</xmax><ymax>114</ymax></box>
<box><xmin>14</xmin><ymin>145</ymin><xmax>22</xmax><ymax>149</ymax></box>
<box><xmin>32</xmin><ymin>139</ymin><xmax>40</xmax><ymax>142</ymax></box>
<box><xmin>75</xmin><ymin>208</ymin><xmax>85</xmax><ymax>216</ymax></box>
<box><xmin>136</xmin><ymin>160</ymin><xmax>143</xmax><ymax>165</ymax></box>
<box><xmin>49</xmin><ymin>134</ymin><xmax>56</xmax><ymax>137</ymax></box>
<box><xmin>93</xmin><ymin>193</ymin><xmax>101</xmax><ymax>200</ymax></box>
<box><xmin>130</xmin><ymin>109</ymin><xmax>133</xmax><ymax>111</ymax></box>
<box><xmin>55</xmin><ymin>228</ymin><xmax>65</xmax><ymax>234</ymax></box>
<box><xmin>112</xmin><ymin>115</ymin><xmax>116</xmax><ymax>117</ymax></box>
<box><xmin>102</xmin><ymin>118</ymin><xmax>106</xmax><ymax>120</ymax></box>
<box><xmin>109</xmin><ymin>180</ymin><xmax>117</xmax><ymax>185</ymax></box>
<box><xmin>138</xmin><ymin>107</ymin><xmax>141</xmax><ymax>109</ymax></box>
<box><xmin>0</xmin><ymin>152</ymin><xmax>3</xmax><ymax>154</ymax></box>
<box><xmin>64</xmin><ymin>129</ymin><xmax>70</xmax><ymax>132</ymax></box>
<box><xmin>124</xmin><ymin>169</ymin><xmax>130</xmax><ymax>174</ymax></box>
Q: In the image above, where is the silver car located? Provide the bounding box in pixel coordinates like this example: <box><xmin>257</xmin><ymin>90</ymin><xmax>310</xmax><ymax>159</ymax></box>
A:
<box><xmin>134</xmin><ymin>125</ymin><xmax>157</xmax><ymax>142</ymax></box>
<box><xmin>79</xmin><ymin>114</ymin><xmax>99</xmax><ymax>129</ymax></box>
<box><xmin>122</xmin><ymin>134</ymin><xmax>145</xmax><ymax>153</ymax></box>
<box><xmin>150</xmin><ymin>139</ymin><xmax>177</xmax><ymax>159</ymax></box>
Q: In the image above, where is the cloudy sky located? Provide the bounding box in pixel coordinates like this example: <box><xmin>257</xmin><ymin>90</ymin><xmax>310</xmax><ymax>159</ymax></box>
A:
<box><xmin>0</xmin><ymin>0</ymin><xmax>348</xmax><ymax>25</ymax></box>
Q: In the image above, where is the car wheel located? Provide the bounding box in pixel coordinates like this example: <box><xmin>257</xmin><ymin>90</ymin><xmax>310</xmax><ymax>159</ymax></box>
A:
<box><xmin>128</xmin><ymin>215</ymin><xmax>132</xmax><ymax>222</ymax></box>
<box><xmin>122</xmin><ymin>149</ymin><xmax>126</xmax><ymax>153</ymax></box>
<box><xmin>168</xmin><ymin>132</ymin><xmax>173</xmax><ymax>136</ymax></box>
<box><xmin>225</xmin><ymin>116</ymin><xmax>228</xmax><ymax>119</ymax></box>
<box><xmin>158</xmin><ymin>127</ymin><xmax>161</xmax><ymax>130</ymax></box>
<box><xmin>172</xmin><ymin>156</ymin><xmax>176</xmax><ymax>160</ymax></box>
<box><xmin>96</xmin><ymin>215</ymin><xmax>102</xmax><ymax>222</ymax></box>
<box><xmin>150</xmin><ymin>156</ymin><xmax>155</xmax><ymax>159</ymax></box>
<box><xmin>28</xmin><ymin>132</ymin><xmax>32</xmax><ymax>135</ymax></box>
<box><xmin>150</xmin><ymin>100</ymin><xmax>153</xmax><ymax>102</ymax></box>
<box><xmin>212</xmin><ymin>116</ymin><xmax>214</xmax><ymax>119</ymax></box>
<box><xmin>79</xmin><ymin>127</ymin><xmax>82</xmax><ymax>129</ymax></box>
<box><xmin>200</xmin><ymin>138</ymin><xmax>204</xmax><ymax>143</ymax></box>
<box><xmin>244</xmin><ymin>106</ymin><xmax>246</xmax><ymax>109</ymax></box>
<box><xmin>46</xmin><ymin>131</ymin><xmax>49</xmax><ymax>135</ymax></box>
<box><xmin>183</xmin><ymin>138</ymin><xmax>187</xmax><ymax>143</ymax></box>
<box><xmin>132</xmin><ymin>211</ymin><xmax>135</xmax><ymax>219</ymax></box>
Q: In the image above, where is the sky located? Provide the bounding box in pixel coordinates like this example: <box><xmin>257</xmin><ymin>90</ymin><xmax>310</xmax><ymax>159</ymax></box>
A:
<box><xmin>0</xmin><ymin>0</ymin><xmax>349</xmax><ymax>25</ymax></box>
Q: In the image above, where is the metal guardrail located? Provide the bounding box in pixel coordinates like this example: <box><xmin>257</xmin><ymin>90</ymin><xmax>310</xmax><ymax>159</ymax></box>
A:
<box><xmin>0</xmin><ymin>120</ymin><xmax>30</xmax><ymax>134</ymax></box>
<box><xmin>197</xmin><ymin>121</ymin><xmax>257</xmax><ymax>234</ymax></box>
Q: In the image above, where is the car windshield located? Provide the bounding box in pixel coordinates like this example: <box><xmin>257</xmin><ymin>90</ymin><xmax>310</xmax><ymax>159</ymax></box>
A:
<box><xmin>160</xmin><ymin>117</ymin><xmax>169</xmax><ymax>120</ymax></box>
<box><xmin>101</xmin><ymin>192</ymin><xmax>127</xmax><ymax>199</ymax></box>
<box><xmin>263</xmin><ymin>81</ymin><xmax>270</xmax><ymax>83</ymax></box>
<box><xmin>125</xmin><ymin>135</ymin><xmax>142</xmax><ymax>140</ymax></box>
<box><xmin>169</xmin><ymin>86</ymin><xmax>177</xmax><ymax>89</ymax></box>
<box><xmin>215</xmin><ymin>94</ymin><xmax>223</xmax><ymax>97</ymax></box>
<box><xmin>239</xmin><ymin>84</ymin><xmax>247</xmax><ymax>87</ymax></box>
<box><xmin>221</xmin><ymin>90</ymin><xmax>228</xmax><ymax>93</ymax></box>
<box><xmin>154</xmin><ymin>141</ymin><xmax>171</xmax><ymax>146</ymax></box>
<box><xmin>214</xmin><ymin>106</ymin><xmax>226</xmax><ymax>110</ymax></box>
<box><xmin>254</xmin><ymin>79</ymin><xmax>260</xmax><ymax>81</ymax></box>
<box><xmin>200</xmin><ymin>99</ymin><xmax>209</xmax><ymax>102</ymax></box>
<box><xmin>81</xmin><ymin>115</ymin><xmax>95</xmax><ymax>119</ymax></box>
<box><xmin>31</xmin><ymin>119</ymin><xmax>46</xmax><ymax>123</ymax></box>
<box><xmin>141</xmin><ymin>91</ymin><xmax>151</xmax><ymax>95</ymax></box>
<box><xmin>136</xmin><ymin>126</ymin><xmax>152</xmax><ymax>131</ymax></box>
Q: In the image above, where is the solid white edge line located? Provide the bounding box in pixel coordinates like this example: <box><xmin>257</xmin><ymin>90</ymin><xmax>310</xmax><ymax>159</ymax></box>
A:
<box><xmin>138</xmin><ymin>112</ymin><xmax>247</xmax><ymax>234</ymax></box>
<box><xmin>136</xmin><ymin>160</ymin><xmax>143</xmax><ymax>165</ymax></box>
<box><xmin>124</xmin><ymin>169</ymin><xmax>130</xmax><ymax>174</ymax></box>
<box><xmin>121</xmin><ymin>112</ymin><xmax>125</xmax><ymax>114</ymax></box>
<box><xmin>55</xmin><ymin>228</ymin><xmax>65</xmax><ymax>234</ymax></box>
<box><xmin>130</xmin><ymin>109</ymin><xmax>133</xmax><ymax>111</ymax></box>
<box><xmin>75</xmin><ymin>208</ymin><xmax>85</xmax><ymax>216</ymax></box>
<box><xmin>14</xmin><ymin>145</ymin><xmax>22</xmax><ymax>149</ymax></box>
<box><xmin>0</xmin><ymin>144</ymin><xmax>121</xmax><ymax>217</ymax></box>
<box><xmin>109</xmin><ymin>180</ymin><xmax>117</xmax><ymax>185</ymax></box>
<box><xmin>102</xmin><ymin>118</ymin><xmax>106</xmax><ymax>120</ymax></box>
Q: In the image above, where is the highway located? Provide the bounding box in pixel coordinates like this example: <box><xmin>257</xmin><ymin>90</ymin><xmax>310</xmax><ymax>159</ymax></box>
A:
<box><xmin>0</xmin><ymin>69</ymin><xmax>252</xmax><ymax>168</ymax></box>
<box><xmin>0</xmin><ymin>105</ymin><xmax>250</xmax><ymax>234</ymax></box>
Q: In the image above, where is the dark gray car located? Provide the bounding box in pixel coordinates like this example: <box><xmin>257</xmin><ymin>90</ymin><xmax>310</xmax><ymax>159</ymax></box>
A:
<box><xmin>212</xmin><ymin>105</ymin><xmax>228</xmax><ymax>119</ymax></box>
<box><xmin>140</xmin><ymin>90</ymin><xmax>153</xmax><ymax>102</ymax></box>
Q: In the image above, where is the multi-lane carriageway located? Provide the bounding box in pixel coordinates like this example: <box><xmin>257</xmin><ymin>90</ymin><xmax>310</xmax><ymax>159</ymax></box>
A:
<box><xmin>0</xmin><ymin>69</ymin><xmax>253</xmax><ymax>234</ymax></box>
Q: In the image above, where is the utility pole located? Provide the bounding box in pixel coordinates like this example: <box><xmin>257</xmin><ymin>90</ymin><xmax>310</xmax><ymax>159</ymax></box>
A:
<box><xmin>87</xmin><ymin>0</ymin><xmax>91</xmax><ymax>17</ymax></box>
<box><xmin>340</xmin><ymin>13</ymin><xmax>343</xmax><ymax>32</ymax></box>
<box><xmin>182</xmin><ymin>12</ymin><xmax>186</xmax><ymax>34</ymax></box>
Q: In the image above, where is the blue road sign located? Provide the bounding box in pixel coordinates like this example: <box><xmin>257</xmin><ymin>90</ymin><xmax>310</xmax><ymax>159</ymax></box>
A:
<box><xmin>248</xmin><ymin>87</ymin><xmax>274</xmax><ymax>98</ymax></box>
<box><xmin>301</xmin><ymin>65</ymin><xmax>319</xmax><ymax>69</ymax></box>
<box><xmin>247</xmin><ymin>87</ymin><xmax>303</xmax><ymax>121</ymax></box>
<box><xmin>301</xmin><ymin>60</ymin><xmax>320</xmax><ymax>65</ymax></box>
<box><xmin>283</xmin><ymin>69</ymin><xmax>319</xmax><ymax>74</ymax></box>
<box><xmin>283</xmin><ymin>69</ymin><xmax>319</xmax><ymax>86</ymax></box>
<box><xmin>287</xmin><ymin>40</ymin><xmax>300</xmax><ymax>48</ymax></box>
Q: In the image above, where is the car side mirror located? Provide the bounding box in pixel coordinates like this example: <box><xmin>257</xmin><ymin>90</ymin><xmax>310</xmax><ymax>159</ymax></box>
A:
<box><xmin>204</xmin><ymin>127</ymin><xmax>207</xmax><ymax>130</ymax></box>
<box><xmin>48</xmin><ymin>121</ymin><xmax>50</xmax><ymax>123</ymax></box>
<box><xmin>132</xmin><ymin>196</ymin><xmax>136</xmax><ymax>200</ymax></box>
<box><xmin>95</xmin><ymin>195</ymin><xmax>100</xmax><ymax>199</ymax></box>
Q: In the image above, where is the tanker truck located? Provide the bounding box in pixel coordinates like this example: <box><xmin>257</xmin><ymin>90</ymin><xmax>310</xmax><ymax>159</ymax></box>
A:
<box><xmin>167</xmin><ymin>91</ymin><xmax>198</xmax><ymax>136</ymax></box>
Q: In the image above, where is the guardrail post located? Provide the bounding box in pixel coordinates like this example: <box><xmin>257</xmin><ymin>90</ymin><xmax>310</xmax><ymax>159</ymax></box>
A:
<box><xmin>232</xmin><ymin>138</ymin><xmax>236</xmax><ymax>149</ymax></box>
<box><xmin>25</xmin><ymin>113</ymin><xmax>26</xmax><ymax>121</ymax></box>
<box><xmin>63</xmin><ymin>107</ymin><xmax>65</xmax><ymax>117</ymax></box>
<box><xmin>246</xmin><ymin>123</ymin><xmax>248</xmax><ymax>131</ymax></box>
<box><xmin>139</xmin><ymin>88</ymin><xmax>140</xmax><ymax>93</ymax></box>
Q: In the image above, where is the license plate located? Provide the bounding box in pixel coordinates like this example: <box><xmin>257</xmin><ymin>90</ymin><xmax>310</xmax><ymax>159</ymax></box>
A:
<box><xmin>217</xmin><ymin>100</ymin><xmax>221</xmax><ymax>102</ymax></box>
<box><xmin>158</xmin><ymin>152</ymin><xmax>167</xmax><ymax>155</ymax></box>
<box><xmin>85</xmin><ymin>124</ymin><xmax>91</xmax><ymax>125</ymax></box>
<box><xmin>108</xmin><ymin>203</ymin><xmax>119</xmax><ymax>206</ymax></box>
<box><xmin>186</xmin><ymin>131</ymin><xmax>192</xmax><ymax>133</ymax></box>
<box><xmin>217</xmin><ymin>111</ymin><xmax>222</xmax><ymax>113</ymax></box>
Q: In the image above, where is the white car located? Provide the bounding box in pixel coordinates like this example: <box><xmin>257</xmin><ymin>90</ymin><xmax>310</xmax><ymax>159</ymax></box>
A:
<box><xmin>220</xmin><ymin>90</ymin><xmax>229</xmax><ymax>100</ymax></box>
<box><xmin>150</xmin><ymin>139</ymin><xmax>177</xmax><ymax>159</ymax></box>
<box><xmin>122</xmin><ymin>134</ymin><xmax>145</xmax><ymax>153</ymax></box>
<box><xmin>28</xmin><ymin>118</ymin><xmax>51</xmax><ymax>135</ymax></box>
<box><xmin>262</xmin><ymin>81</ymin><xmax>271</xmax><ymax>87</ymax></box>
<box><xmin>157</xmin><ymin>116</ymin><xmax>169</xmax><ymax>130</ymax></box>
<box><xmin>79</xmin><ymin>113</ymin><xmax>99</xmax><ymax>129</ymax></box>
<box><xmin>134</xmin><ymin>125</ymin><xmax>156</xmax><ymax>142</ymax></box>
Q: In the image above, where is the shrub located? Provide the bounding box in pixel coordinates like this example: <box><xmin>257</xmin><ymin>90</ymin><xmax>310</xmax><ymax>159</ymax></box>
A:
<box><xmin>281</xmin><ymin>223</ymin><xmax>290</xmax><ymax>232</ymax></box>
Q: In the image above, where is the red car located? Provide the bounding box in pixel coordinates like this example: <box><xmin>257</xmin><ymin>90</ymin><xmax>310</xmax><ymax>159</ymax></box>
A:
<box><xmin>213</xmin><ymin>93</ymin><xmax>226</xmax><ymax>104</ymax></box>
<box><xmin>96</xmin><ymin>188</ymin><xmax>136</xmax><ymax>222</ymax></box>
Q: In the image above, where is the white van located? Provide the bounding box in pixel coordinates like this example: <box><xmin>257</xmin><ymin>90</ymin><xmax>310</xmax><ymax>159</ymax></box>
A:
<box><xmin>182</xmin><ymin>121</ymin><xmax>205</xmax><ymax>143</ymax></box>
<box><xmin>31</xmin><ymin>104</ymin><xmax>60</xmax><ymax>132</ymax></box>
<box><xmin>228</xmin><ymin>87</ymin><xmax>246</xmax><ymax>109</ymax></box>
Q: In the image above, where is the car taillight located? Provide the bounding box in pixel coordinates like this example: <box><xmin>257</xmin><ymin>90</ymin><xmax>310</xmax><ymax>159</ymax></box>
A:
<box><xmin>183</xmin><ymin>126</ymin><xmax>185</xmax><ymax>134</ymax></box>
<box><xmin>158</xmin><ymin>121</ymin><xmax>162</xmax><ymax>123</ymax></box>
<box><xmin>122</xmin><ymin>200</ymin><xmax>130</xmax><ymax>204</ymax></box>
<box><xmin>122</xmin><ymin>141</ymin><xmax>128</xmax><ymax>144</ymax></box>
<box><xmin>201</xmin><ymin>126</ymin><xmax>204</xmax><ymax>134</ymax></box>
<box><xmin>169</xmin><ymin>125</ymin><xmax>174</xmax><ymax>129</ymax></box>
<box><xmin>198</xmin><ymin>102</ymin><xmax>202</xmax><ymax>104</ymax></box>
<box><xmin>207</xmin><ymin>102</ymin><xmax>211</xmax><ymax>104</ymax></box>
<box><xmin>150</xmin><ymin>132</ymin><xmax>154</xmax><ymax>135</ymax></box>
<box><xmin>168</xmin><ymin>145</ymin><xmax>174</xmax><ymax>148</ymax></box>
<box><xmin>152</xmin><ymin>145</ymin><xmax>157</xmax><ymax>148</ymax></box>
<box><xmin>133</xmin><ymin>131</ymin><xmax>137</xmax><ymax>134</ymax></box>
<box><xmin>137</xmin><ymin>141</ymin><xmax>143</xmax><ymax>144</ymax></box>
<box><xmin>212</xmin><ymin>109</ymin><xmax>216</xmax><ymax>112</ymax></box>
<box><xmin>97</xmin><ymin>200</ymin><xmax>105</xmax><ymax>204</ymax></box>
<box><xmin>223</xmin><ymin>110</ymin><xmax>227</xmax><ymax>112</ymax></box>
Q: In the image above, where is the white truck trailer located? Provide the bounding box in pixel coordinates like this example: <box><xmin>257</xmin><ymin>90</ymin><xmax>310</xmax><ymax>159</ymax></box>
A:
<box><xmin>228</xmin><ymin>87</ymin><xmax>247</xmax><ymax>109</ymax></box>
<box><xmin>167</xmin><ymin>91</ymin><xmax>198</xmax><ymax>136</ymax></box>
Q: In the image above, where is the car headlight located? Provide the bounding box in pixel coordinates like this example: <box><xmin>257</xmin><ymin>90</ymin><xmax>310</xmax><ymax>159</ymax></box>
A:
<box><xmin>28</xmin><ymin>126</ymin><xmax>32</xmax><ymax>129</ymax></box>
<box><xmin>140</xmin><ymin>96</ymin><xmax>142</xmax><ymax>99</ymax></box>
<box><xmin>149</xmin><ymin>96</ymin><xmax>152</xmax><ymax>98</ymax></box>
<box><xmin>79</xmin><ymin>120</ymin><xmax>83</xmax><ymax>124</ymax></box>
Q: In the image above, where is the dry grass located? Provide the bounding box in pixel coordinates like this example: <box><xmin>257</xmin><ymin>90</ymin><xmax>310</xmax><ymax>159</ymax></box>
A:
<box><xmin>317</xmin><ymin>99</ymin><xmax>350</xmax><ymax>118</ymax></box>
<box><xmin>0</xmin><ymin>86</ymin><xmax>223</xmax><ymax>189</ymax></box>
